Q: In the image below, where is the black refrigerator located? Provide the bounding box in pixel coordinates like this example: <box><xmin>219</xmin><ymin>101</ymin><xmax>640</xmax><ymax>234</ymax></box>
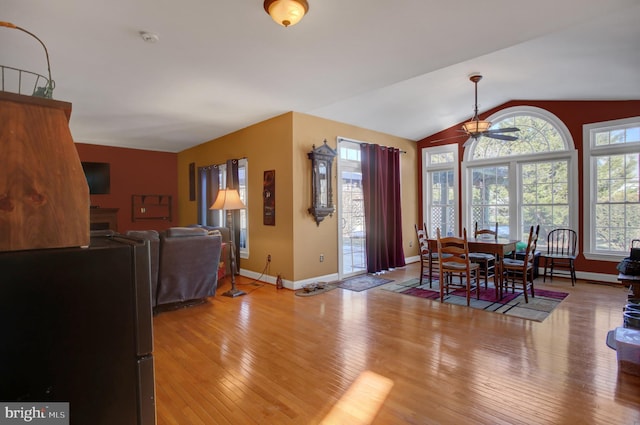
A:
<box><xmin>0</xmin><ymin>234</ymin><xmax>156</xmax><ymax>425</ymax></box>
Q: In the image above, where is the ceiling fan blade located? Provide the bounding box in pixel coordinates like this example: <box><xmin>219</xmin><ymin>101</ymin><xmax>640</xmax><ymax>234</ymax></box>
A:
<box><xmin>484</xmin><ymin>133</ymin><xmax>519</xmax><ymax>141</ymax></box>
<box><xmin>429</xmin><ymin>134</ymin><xmax>467</xmax><ymax>143</ymax></box>
<box><xmin>485</xmin><ymin>127</ymin><xmax>520</xmax><ymax>134</ymax></box>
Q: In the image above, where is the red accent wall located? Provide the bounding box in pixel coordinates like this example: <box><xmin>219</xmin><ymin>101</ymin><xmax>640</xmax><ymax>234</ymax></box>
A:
<box><xmin>417</xmin><ymin>100</ymin><xmax>640</xmax><ymax>277</ymax></box>
<box><xmin>75</xmin><ymin>143</ymin><xmax>178</xmax><ymax>233</ymax></box>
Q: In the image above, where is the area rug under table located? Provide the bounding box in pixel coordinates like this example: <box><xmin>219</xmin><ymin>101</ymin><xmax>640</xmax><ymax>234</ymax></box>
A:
<box><xmin>337</xmin><ymin>275</ymin><xmax>394</xmax><ymax>292</ymax></box>
<box><xmin>380</xmin><ymin>278</ymin><xmax>568</xmax><ymax>322</ymax></box>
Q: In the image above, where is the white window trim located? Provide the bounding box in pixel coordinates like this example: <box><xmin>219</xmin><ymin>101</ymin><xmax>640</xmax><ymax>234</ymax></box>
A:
<box><xmin>583</xmin><ymin>116</ymin><xmax>640</xmax><ymax>262</ymax></box>
<box><xmin>422</xmin><ymin>144</ymin><xmax>459</xmax><ymax>236</ymax></box>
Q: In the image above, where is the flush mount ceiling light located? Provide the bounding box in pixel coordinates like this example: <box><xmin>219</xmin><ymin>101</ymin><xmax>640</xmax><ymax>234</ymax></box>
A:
<box><xmin>264</xmin><ymin>0</ymin><xmax>309</xmax><ymax>27</ymax></box>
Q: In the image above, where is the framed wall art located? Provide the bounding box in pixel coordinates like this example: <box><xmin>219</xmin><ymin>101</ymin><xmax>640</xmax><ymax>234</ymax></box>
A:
<box><xmin>263</xmin><ymin>170</ymin><xmax>275</xmax><ymax>225</ymax></box>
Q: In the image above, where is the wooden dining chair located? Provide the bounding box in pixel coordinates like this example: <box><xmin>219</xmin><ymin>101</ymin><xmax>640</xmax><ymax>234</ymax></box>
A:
<box><xmin>500</xmin><ymin>225</ymin><xmax>538</xmax><ymax>302</ymax></box>
<box><xmin>540</xmin><ymin>228</ymin><xmax>577</xmax><ymax>286</ymax></box>
<box><xmin>436</xmin><ymin>228</ymin><xmax>480</xmax><ymax>306</ymax></box>
<box><xmin>468</xmin><ymin>222</ymin><xmax>498</xmax><ymax>290</ymax></box>
<box><xmin>415</xmin><ymin>223</ymin><xmax>447</xmax><ymax>287</ymax></box>
<box><xmin>415</xmin><ymin>223</ymin><xmax>430</xmax><ymax>286</ymax></box>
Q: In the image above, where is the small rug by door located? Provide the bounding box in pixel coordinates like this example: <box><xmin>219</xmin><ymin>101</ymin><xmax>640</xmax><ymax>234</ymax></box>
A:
<box><xmin>337</xmin><ymin>275</ymin><xmax>394</xmax><ymax>292</ymax></box>
<box><xmin>294</xmin><ymin>283</ymin><xmax>338</xmax><ymax>297</ymax></box>
<box><xmin>380</xmin><ymin>278</ymin><xmax>568</xmax><ymax>322</ymax></box>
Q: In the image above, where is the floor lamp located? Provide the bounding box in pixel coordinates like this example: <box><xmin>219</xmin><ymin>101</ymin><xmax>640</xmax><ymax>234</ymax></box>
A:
<box><xmin>210</xmin><ymin>188</ymin><xmax>246</xmax><ymax>297</ymax></box>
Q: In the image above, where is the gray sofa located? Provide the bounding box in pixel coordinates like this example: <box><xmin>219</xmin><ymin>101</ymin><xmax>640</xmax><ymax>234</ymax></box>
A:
<box><xmin>187</xmin><ymin>225</ymin><xmax>233</xmax><ymax>277</ymax></box>
<box><xmin>127</xmin><ymin>227</ymin><xmax>222</xmax><ymax>309</ymax></box>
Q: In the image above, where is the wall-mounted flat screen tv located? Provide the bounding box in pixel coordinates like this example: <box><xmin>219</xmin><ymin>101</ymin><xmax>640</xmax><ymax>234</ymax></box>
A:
<box><xmin>81</xmin><ymin>162</ymin><xmax>110</xmax><ymax>194</ymax></box>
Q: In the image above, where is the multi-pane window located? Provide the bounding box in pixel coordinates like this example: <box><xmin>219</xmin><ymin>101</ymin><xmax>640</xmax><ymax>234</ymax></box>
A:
<box><xmin>521</xmin><ymin>160</ymin><xmax>570</xmax><ymax>239</ymax></box>
<box><xmin>237</xmin><ymin>159</ymin><xmax>249</xmax><ymax>257</ymax></box>
<box><xmin>423</xmin><ymin>145</ymin><xmax>458</xmax><ymax>237</ymax></box>
<box><xmin>464</xmin><ymin>107</ymin><xmax>576</xmax><ymax>245</ymax></box>
<box><xmin>198</xmin><ymin>159</ymin><xmax>249</xmax><ymax>258</ymax></box>
<box><xmin>584</xmin><ymin>117</ymin><xmax>640</xmax><ymax>257</ymax></box>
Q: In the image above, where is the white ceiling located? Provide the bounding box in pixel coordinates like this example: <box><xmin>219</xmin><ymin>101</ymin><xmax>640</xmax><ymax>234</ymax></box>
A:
<box><xmin>3</xmin><ymin>0</ymin><xmax>640</xmax><ymax>152</ymax></box>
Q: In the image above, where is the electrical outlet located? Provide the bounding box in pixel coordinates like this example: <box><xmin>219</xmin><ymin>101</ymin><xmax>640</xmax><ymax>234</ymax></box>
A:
<box><xmin>267</xmin><ymin>254</ymin><xmax>271</xmax><ymax>262</ymax></box>
<box><xmin>320</xmin><ymin>254</ymin><xmax>324</xmax><ymax>262</ymax></box>
<box><xmin>409</xmin><ymin>241</ymin><xmax>413</xmax><ymax>247</ymax></box>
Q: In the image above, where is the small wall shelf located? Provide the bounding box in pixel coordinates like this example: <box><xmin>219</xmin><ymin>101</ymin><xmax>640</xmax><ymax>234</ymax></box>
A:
<box><xmin>131</xmin><ymin>194</ymin><xmax>172</xmax><ymax>222</ymax></box>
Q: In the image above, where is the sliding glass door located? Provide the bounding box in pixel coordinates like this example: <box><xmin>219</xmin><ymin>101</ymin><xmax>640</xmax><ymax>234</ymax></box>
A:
<box><xmin>337</xmin><ymin>139</ymin><xmax>366</xmax><ymax>278</ymax></box>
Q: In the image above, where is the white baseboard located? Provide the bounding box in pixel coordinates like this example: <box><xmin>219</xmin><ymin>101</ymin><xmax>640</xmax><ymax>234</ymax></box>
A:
<box><xmin>239</xmin><ymin>260</ymin><xmax>622</xmax><ymax>292</ymax></box>
<box><xmin>534</xmin><ymin>268</ymin><xmax>621</xmax><ymax>284</ymax></box>
<box><xmin>238</xmin><ymin>269</ymin><xmax>339</xmax><ymax>290</ymax></box>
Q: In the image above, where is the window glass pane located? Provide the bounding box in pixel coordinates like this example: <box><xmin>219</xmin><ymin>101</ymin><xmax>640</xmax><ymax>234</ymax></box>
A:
<box><xmin>470</xmin><ymin>166</ymin><xmax>509</xmax><ymax>236</ymax></box>
<box><xmin>593</xmin><ymin>126</ymin><xmax>640</xmax><ymax>147</ymax></box>
<box><xmin>238</xmin><ymin>161</ymin><xmax>248</xmax><ymax>251</ymax></box>
<box><xmin>627</xmin><ymin>127</ymin><xmax>640</xmax><ymax>143</ymax></box>
<box><xmin>429</xmin><ymin>152</ymin><xmax>454</xmax><ymax>165</ymax></box>
<box><xmin>428</xmin><ymin>169</ymin><xmax>455</xmax><ymax>237</ymax></box>
<box><xmin>340</xmin><ymin>146</ymin><xmax>360</xmax><ymax>162</ymax></box>
<box><xmin>521</xmin><ymin>160</ymin><xmax>570</xmax><ymax>239</ymax></box>
<box><xmin>593</xmin><ymin>152</ymin><xmax>640</xmax><ymax>253</ymax></box>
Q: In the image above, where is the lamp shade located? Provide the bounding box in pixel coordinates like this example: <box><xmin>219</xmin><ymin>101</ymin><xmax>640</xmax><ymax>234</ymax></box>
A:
<box><xmin>462</xmin><ymin>119</ymin><xmax>491</xmax><ymax>134</ymax></box>
<box><xmin>264</xmin><ymin>0</ymin><xmax>309</xmax><ymax>27</ymax></box>
<box><xmin>210</xmin><ymin>189</ymin><xmax>245</xmax><ymax>211</ymax></box>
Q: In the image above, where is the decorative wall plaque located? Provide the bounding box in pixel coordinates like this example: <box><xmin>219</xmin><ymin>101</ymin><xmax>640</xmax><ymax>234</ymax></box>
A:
<box><xmin>263</xmin><ymin>170</ymin><xmax>275</xmax><ymax>225</ymax></box>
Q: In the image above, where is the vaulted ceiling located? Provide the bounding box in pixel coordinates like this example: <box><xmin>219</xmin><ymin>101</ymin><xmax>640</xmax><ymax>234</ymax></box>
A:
<box><xmin>4</xmin><ymin>0</ymin><xmax>640</xmax><ymax>152</ymax></box>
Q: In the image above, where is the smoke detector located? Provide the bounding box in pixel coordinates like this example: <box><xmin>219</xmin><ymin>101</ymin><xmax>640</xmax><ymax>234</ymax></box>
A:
<box><xmin>139</xmin><ymin>31</ymin><xmax>159</xmax><ymax>43</ymax></box>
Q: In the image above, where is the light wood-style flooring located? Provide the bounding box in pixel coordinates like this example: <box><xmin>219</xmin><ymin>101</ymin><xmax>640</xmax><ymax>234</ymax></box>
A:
<box><xmin>152</xmin><ymin>263</ymin><xmax>640</xmax><ymax>424</ymax></box>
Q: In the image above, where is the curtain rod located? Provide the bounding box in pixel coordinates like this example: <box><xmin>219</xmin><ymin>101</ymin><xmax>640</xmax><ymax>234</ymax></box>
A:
<box><xmin>337</xmin><ymin>137</ymin><xmax>406</xmax><ymax>154</ymax></box>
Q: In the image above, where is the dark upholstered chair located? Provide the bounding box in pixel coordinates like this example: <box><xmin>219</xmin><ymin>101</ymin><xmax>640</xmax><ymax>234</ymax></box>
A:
<box><xmin>157</xmin><ymin>227</ymin><xmax>222</xmax><ymax>307</ymax></box>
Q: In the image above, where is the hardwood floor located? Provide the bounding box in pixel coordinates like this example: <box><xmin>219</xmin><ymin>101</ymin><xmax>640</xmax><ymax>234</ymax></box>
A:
<box><xmin>152</xmin><ymin>263</ymin><xmax>640</xmax><ymax>425</ymax></box>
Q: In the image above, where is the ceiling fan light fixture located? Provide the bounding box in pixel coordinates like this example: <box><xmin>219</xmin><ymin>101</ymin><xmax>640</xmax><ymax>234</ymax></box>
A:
<box><xmin>264</xmin><ymin>0</ymin><xmax>309</xmax><ymax>27</ymax></box>
<box><xmin>461</xmin><ymin>74</ymin><xmax>492</xmax><ymax>138</ymax></box>
<box><xmin>462</xmin><ymin>119</ymin><xmax>491</xmax><ymax>134</ymax></box>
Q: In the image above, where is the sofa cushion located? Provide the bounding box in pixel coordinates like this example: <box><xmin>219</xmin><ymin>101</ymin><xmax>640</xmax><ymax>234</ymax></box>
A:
<box><xmin>165</xmin><ymin>226</ymin><xmax>207</xmax><ymax>238</ymax></box>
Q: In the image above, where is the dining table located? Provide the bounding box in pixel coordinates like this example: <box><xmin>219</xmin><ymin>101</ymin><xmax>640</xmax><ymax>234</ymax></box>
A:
<box><xmin>427</xmin><ymin>237</ymin><xmax>520</xmax><ymax>300</ymax></box>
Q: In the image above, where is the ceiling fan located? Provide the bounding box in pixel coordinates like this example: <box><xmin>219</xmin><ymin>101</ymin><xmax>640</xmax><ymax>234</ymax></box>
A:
<box><xmin>430</xmin><ymin>74</ymin><xmax>519</xmax><ymax>145</ymax></box>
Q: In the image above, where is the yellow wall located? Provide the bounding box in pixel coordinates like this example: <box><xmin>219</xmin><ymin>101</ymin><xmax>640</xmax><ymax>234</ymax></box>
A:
<box><xmin>291</xmin><ymin>113</ymin><xmax>419</xmax><ymax>282</ymax></box>
<box><xmin>177</xmin><ymin>113</ymin><xmax>295</xmax><ymax>280</ymax></box>
<box><xmin>177</xmin><ymin>111</ymin><xmax>418</xmax><ymax>285</ymax></box>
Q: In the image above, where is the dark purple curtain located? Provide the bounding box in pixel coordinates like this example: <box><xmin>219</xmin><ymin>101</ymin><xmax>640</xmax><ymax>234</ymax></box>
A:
<box><xmin>226</xmin><ymin>159</ymin><xmax>241</xmax><ymax>270</ymax></box>
<box><xmin>197</xmin><ymin>165</ymin><xmax>221</xmax><ymax>226</ymax></box>
<box><xmin>360</xmin><ymin>143</ymin><xmax>405</xmax><ymax>273</ymax></box>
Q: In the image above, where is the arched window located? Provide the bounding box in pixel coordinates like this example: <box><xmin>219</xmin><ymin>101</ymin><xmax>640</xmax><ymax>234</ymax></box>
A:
<box><xmin>470</xmin><ymin>111</ymin><xmax>569</xmax><ymax>160</ymax></box>
<box><xmin>463</xmin><ymin>106</ymin><xmax>578</xmax><ymax>246</ymax></box>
